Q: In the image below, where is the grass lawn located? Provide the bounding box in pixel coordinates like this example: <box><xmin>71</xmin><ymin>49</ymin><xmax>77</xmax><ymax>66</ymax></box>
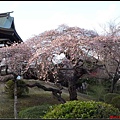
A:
<box><xmin>0</xmin><ymin>80</ymin><xmax>91</xmax><ymax>118</ymax></box>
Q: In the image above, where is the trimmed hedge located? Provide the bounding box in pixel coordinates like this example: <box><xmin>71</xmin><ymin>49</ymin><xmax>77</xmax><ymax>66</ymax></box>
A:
<box><xmin>104</xmin><ymin>93</ymin><xmax>119</xmax><ymax>104</ymax></box>
<box><xmin>111</xmin><ymin>96</ymin><xmax>120</xmax><ymax>110</ymax></box>
<box><xmin>18</xmin><ymin>104</ymin><xmax>51</xmax><ymax>118</ymax></box>
<box><xmin>43</xmin><ymin>100</ymin><xmax>120</xmax><ymax>119</ymax></box>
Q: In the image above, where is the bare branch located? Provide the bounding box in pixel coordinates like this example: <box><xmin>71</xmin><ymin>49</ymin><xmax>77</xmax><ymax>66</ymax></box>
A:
<box><xmin>18</xmin><ymin>82</ymin><xmax>66</xmax><ymax>104</ymax></box>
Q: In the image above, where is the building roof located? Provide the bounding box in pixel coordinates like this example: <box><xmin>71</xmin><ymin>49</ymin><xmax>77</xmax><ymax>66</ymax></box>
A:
<box><xmin>0</xmin><ymin>11</ymin><xmax>23</xmax><ymax>46</ymax></box>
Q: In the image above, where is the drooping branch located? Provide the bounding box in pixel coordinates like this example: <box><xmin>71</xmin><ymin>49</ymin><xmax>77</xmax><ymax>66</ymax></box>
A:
<box><xmin>18</xmin><ymin>82</ymin><xmax>66</xmax><ymax>104</ymax></box>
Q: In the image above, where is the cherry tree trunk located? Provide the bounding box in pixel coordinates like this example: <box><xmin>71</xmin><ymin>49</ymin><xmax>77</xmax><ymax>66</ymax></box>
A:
<box><xmin>111</xmin><ymin>76</ymin><xmax>119</xmax><ymax>93</ymax></box>
<box><xmin>68</xmin><ymin>77</ymin><xmax>77</xmax><ymax>100</ymax></box>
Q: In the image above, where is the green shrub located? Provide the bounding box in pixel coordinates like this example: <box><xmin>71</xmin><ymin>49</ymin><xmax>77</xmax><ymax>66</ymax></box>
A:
<box><xmin>18</xmin><ymin>104</ymin><xmax>51</xmax><ymax>118</ymax></box>
<box><xmin>43</xmin><ymin>100</ymin><xmax>120</xmax><ymax>119</ymax></box>
<box><xmin>104</xmin><ymin>93</ymin><xmax>119</xmax><ymax>104</ymax></box>
<box><xmin>111</xmin><ymin>96</ymin><xmax>120</xmax><ymax>110</ymax></box>
<box><xmin>5</xmin><ymin>79</ymin><xmax>29</xmax><ymax>98</ymax></box>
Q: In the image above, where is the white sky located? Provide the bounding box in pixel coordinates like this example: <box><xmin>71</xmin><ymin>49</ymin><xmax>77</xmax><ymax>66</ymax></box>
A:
<box><xmin>0</xmin><ymin>1</ymin><xmax>120</xmax><ymax>41</ymax></box>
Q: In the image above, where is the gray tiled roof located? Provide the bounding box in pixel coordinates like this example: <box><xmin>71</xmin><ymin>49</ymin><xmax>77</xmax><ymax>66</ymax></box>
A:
<box><xmin>0</xmin><ymin>11</ymin><xmax>23</xmax><ymax>46</ymax></box>
<box><xmin>0</xmin><ymin>11</ymin><xmax>14</xmax><ymax>29</ymax></box>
